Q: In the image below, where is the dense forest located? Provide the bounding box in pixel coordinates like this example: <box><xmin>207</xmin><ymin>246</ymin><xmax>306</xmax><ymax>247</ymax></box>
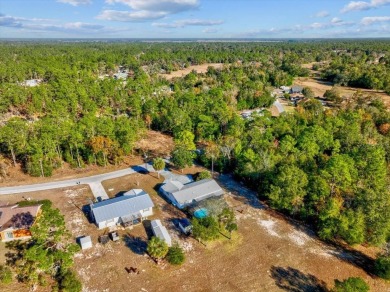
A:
<box><xmin>0</xmin><ymin>40</ymin><xmax>390</xmax><ymax>248</ymax></box>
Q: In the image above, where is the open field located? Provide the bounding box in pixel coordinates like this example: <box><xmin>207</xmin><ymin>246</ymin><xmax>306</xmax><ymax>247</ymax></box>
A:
<box><xmin>298</xmin><ymin>63</ymin><xmax>390</xmax><ymax>108</ymax></box>
<box><xmin>0</xmin><ymin>166</ymin><xmax>389</xmax><ymax>292</ymax></box>
<box><xmin>158</xmin><ymin>63</ymin><xmax>224</xmax><ymax>80</ymax></box>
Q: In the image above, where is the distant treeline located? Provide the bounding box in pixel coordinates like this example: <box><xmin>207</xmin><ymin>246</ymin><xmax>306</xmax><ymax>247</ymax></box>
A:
<box><xmin>0</xmin><ymin>41</ymin><xmax>389</xmax><ymax>246</ymax></box>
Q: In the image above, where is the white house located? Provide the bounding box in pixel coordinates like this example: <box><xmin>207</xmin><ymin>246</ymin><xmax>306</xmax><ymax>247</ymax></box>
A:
<box><xmin>21</xmin><ymin>79</ymin><xmax>42</xmax><ymax>87</ymax></box>
<box><xmin>91</xmin><ymin>189</ymin><xmax>154</xmax><ymax>229</ymax></box>
<box><xmin>151</xmin><ymin>220</ymin><xmax>172</xmax><ymax>246</ymax></box>
<box><xmin>159</xmin><ymin>178</ymin><xmax>224</xmax><ymax>209</ymax></box>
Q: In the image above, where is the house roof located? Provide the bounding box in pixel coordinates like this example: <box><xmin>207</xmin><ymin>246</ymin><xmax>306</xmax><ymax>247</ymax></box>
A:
<box><xmin>170</xmin><ymin>179</ymin><xmax>224</xmax><ymax>206</ymax></box>
<box><xmin>92</xmin><ymin>190</ymin><xmax>154</xmax><ymax>224</ymax></box>
<box><xmin>0</xmin><ymin>204</ymin><xmax>41</xmax><ymax>232</ymax></box>
<box><xmin>160</xmin><ymin>180</ymin><xmax>184</xmax><ymax>193</ymax></box>
<box><xmin>151</xmin><ymin>219</ymin><xmax>171</xmax><ymax>245</ymax></box>
<box><xmin>291</xmin><ymin>86</ymin><xmax>303</xmax><ymax>91</ymax></box>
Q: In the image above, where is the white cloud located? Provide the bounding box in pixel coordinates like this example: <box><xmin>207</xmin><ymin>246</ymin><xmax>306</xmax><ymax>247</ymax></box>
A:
<box><xmin>152</xmin><ymin>19</ymin><xmax>223</xmax><ymax>28</ymax></box>
<box><xmin>106</xmin><ymin>0</ymin><xmax>199</xmax><ymax>12</ymax></box>
<box><xmin>203</xmin><ymin>28</ymin><xmax>218</xmax><ymax>34</ymax></box>
<box><xmin>57</xmin><ymin>0</ymin><xmax>92</xmax><ymax>6</ymax></box>
<box><xmin>309</xmin><ymin>18</ymin><xmax>355</xmax><ymax>29</ymax></box>
<box><xmin>314</xmin><ymin>11</ymin><xmax>330</xmax><ymax>18</ymax></box>
<box><xmin>99</xmin><ymin>0</ymin><xmax>199</xmax><ymax>22</ymax></box>
<box><xmin>0</xmin><ymin>14</ymin><xmax>126</xmax><ymax>35</ymax></box>
<box><xmin>97</xmin><ymin>10</ymin><xmax>166</xmax><ymax>21</ymax></box>
<box><xmin>341</xmin><ymin>0</ymin><xmax>390</xmax><ymax>13</ymax></box>
<box><xmin>361</xmin><ymin>16</ymin><xmax>390</xmax><ymax>25</ymax></box>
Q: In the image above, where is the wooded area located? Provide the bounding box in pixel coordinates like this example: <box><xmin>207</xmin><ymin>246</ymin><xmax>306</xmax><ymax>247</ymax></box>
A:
<box><xmin>0</xmin><ymin>40</ymin><xmax>389</xmax><ymax>249</ymax></box>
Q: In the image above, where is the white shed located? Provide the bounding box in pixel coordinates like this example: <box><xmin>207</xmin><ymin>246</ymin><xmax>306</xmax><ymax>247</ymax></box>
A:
<box><xmin>151</xmin><ymin>220</ymin><xmax>172</xmax><ymax>246</ymax></box>
<box><xmin>80</xmin><ymin>236</ymin><xmax>92</xmax><ymax>250</ymax></box>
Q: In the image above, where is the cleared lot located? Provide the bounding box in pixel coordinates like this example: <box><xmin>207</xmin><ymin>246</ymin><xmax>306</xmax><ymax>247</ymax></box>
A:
<box><xmin>0</xmin><ymin>169</ymin><xmax>389</xmax><ymax>292</ymax></box>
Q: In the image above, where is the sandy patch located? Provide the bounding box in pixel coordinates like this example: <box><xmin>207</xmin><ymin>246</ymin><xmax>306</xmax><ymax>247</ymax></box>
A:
<box><xmin>159</xmin><ymin>63</ymin><xmax>224</xmax><ymax>80</ymax></box>
<box><xmin>258</xmin><ymin>219</ymin><xmax>280</xmax><ymax>237</ymax></box>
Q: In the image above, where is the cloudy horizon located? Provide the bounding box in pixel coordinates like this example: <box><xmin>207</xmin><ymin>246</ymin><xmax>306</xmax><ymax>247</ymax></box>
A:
<box><xmin>0</xmin><ymin>0</ymin><xmax>390</xmax><ymax>38</ymax></box>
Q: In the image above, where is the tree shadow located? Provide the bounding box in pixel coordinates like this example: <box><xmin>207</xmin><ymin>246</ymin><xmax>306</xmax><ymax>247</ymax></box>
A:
<box><xmin>5</xmin><ymin>240</ymin><xmax>28</xmax><ymax>267</ymax></box>
<box><xmin>123</xmin><ymin>234</ymin><xmax>147</xmax><ymax>255</ymax></box>
<box><xmin>142</xmin><ymin>220</ymin><xmax>154</xmax><ymax>240</ymax></box>
<box><xmin>81</xmin><ymin>204</ymin><xmax>94</xmax><ymax>224</ymax></box>
<box><xmin>270</xmin><ymin>266</ymin><xmax>328</xmax><ymax>292</ymax></box>
<box><xmin>10</xmin><ymin>212</ymin><xmax>34</xmax><ymax>229</ymax></box>
<box><xmin>216</xmin><ymin>173</ymin><xmax>265</xmax><ymax>210</ymax></box>
<box><xmin>325</xmin><ymin>241</ymin><xmax>376</xmax><ymax>277</ymax></box>
<box><xmin>268</xmin><ymin>209</ymin><xmax>377</xmax><ymax>277</ymax></box>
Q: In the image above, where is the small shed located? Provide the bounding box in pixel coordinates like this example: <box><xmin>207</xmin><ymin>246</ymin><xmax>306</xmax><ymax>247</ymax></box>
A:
<box><xmin>80</xmin><ymin>236</ymin><xmax>92</xmax><ymax>250</ymax></box>
<box><xmin>178</xmin><ymin>218</ymin><xmax>192</xmax><ymax>235</ymax></box>
<box><xmin>151</xmin><ymin>220</ymin><xmax>172</xmax><ymax>246</ymax></box>
<box><xmin>109</xmin><ymin>231</ymin><xmax>120</xmax><ymax>242</ymax></box>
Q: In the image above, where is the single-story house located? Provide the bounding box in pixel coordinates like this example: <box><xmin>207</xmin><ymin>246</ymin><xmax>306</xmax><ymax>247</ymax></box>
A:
<box><xmin>91</xmin><ymin>189</ymin><xmax>154</xmax><ymax>229</ymax></box>
<box><xmin>290</xmin><ymin>86</ymin><xmax>304</xmax><ymax>94</ymax></box>
<box><xmin>21</xmin><ymin>79</ymin><xmax>42</xmax><ymax>87</ymax></box>
<box><xmin>280</xmin><ymin>86</ymin><xmax>290</xmax><ymax>92</ymax></box>
<box><xmin>151</xmin><ymin>220</ymin><xmax>172</xmax><ymax>246</ymax></box>
<box><xmin>159</xmin><ymin>178</ymin><xmax>224</xmax><ymax>209</ymax></box>
<box><xmin>0</xmin><ymin>203</ymin><xmax>42</xmax><ymax>242</ymax></box>
<box><xmin>178</xmin><ymin>218</ymin><xmax>192</xmax><ymax>235</ymax></box>
<box><xmin>79</xmin><ymin>236</ymin><xmax>92</xmax><ymax>250</ymax></box>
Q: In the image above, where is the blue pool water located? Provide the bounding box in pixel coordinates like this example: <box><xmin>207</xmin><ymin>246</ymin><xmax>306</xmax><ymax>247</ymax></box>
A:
<box><xmin>194</xmin><ymin>208</ymin><xmax>208</xmax><ymax>219</ymax></box>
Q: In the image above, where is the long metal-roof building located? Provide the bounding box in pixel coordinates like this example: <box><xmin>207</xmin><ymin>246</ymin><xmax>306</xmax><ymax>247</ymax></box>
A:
<box><xmin>160</xmin><ymin>178</ymin><xmax>224</xmax><ymax>209</ymax></box>
<box><xmin>91</xmin><ymin>189</ymin><xmax>154</xmax><ymax>229</ymax></box>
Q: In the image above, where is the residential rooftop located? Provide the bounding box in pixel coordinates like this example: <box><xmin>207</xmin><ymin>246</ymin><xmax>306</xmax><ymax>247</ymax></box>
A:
<box><xmin>91</xmin><ymin>189</ymin><xmax>154</xmax><ymax>223</ymax></box>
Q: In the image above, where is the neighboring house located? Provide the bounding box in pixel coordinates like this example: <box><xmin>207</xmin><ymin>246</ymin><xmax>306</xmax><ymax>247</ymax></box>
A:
<box><xmin>160</xmin><ymin>178</ymin><xmax>224</xmax><ymax>209</ymax></box>
<box><xmin>280</xmin><ymin>86</ymin><xmax>291</xmax><ymax>93</ymax></box>
<box><xmin>91</xmin><ymin>189</ymin><xmax>154</xmax><ymax>229</ymax></box>
<box><xmin>290</xmin><ymin>86</ymin><xmax>304</xmax><ymax>94</ymax></box>
<box><xmin>151</xmin><ymin>219</ymin><xmax>172</xmax><ymax>246</ymax></box>
<box><xmin>241</xmin><ymin>109</ymin><xmax>264</xmax><ymax>120</ymax></box>
<box><xmin>21</xmin><ymin>79</ymin><xmax>42</xmax><ymax>87</ymax></box>
<box><xmin>0</xmin><ymin>204</ymin><xmax>42</xmax><ymax>242</ymax></box>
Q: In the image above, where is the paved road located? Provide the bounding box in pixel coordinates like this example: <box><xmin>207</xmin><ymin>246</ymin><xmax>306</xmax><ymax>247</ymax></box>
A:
<box><xmin>0</xmin><ymin>163</ymin><xmax>156</xmax><ymax>198</ymax></box>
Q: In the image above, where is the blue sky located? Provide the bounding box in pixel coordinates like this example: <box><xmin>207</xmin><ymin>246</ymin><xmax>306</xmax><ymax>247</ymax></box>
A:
<box><xmin>1</xmin><ymin>0</ymin><xmax>390</xmax><ymax>38</ymax></box>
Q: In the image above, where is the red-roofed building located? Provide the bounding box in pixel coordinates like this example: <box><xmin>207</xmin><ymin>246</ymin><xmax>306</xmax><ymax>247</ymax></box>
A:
<box><xmin>0</xmin><ymin>204</ymin><xmax>42</xmax><ymax>242</ymax></box>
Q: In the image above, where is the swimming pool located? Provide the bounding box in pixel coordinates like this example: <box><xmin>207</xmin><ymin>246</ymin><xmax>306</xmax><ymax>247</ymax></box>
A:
<box><xmin>193</xmin><ymin>208</ymin><xmax>208</xmax><ymax>219</ymax></box>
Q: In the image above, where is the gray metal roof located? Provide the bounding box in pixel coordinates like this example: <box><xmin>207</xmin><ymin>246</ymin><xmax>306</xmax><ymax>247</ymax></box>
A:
<box><xmin>291</xmin><ymin>86</ymin><xmax>303</xmax><ymax>91</ymax></box>
<box><xmin>160</xmin><ymin>180</ymin><xmax>184</xmax><ymax>193</ymax></box>
<box><xmin>151</xmin><ymin>220</ymin><xmax>171</xmax><ymax>246</ymax></box>
<box><xmin>171</xmin><ymin>179</ymin><xmax>224</xmax><ymax>206</ymax></box>
<box><xmin>92</xmin><ymin>190</ymin><xmax>154</xmax><ymax>223</ymax></box>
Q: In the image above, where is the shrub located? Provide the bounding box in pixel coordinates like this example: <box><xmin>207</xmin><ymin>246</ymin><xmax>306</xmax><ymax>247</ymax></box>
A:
<box><xmin>375</xmin><ymin>255</ymin><xmax>390</xmax><ymax>279</ymax></box>
<box><xmin>58</xmin><ymin>269</ymin><xmax>82</xmax><ymax>292</ymax></box>
<box><xmin>0</xmin><ymin>265</ymin><xmax>12</xmax><ymax>284</ymax></box>
<box><xmin>332</xmin><ymin>277</ymin><xmax>369</xmax><ymax>292</ymax></box>
<box><xmin>147</xmin><ymin>237</ymin><xmax>169</xmax><ymax>260</ymax></box>
<box><xmin>167</xmin><ymin>245</ymin><xmax>185</xmax><ymax>265</ymax></box>
<box><xmin>196</xmin><ymin>171</ymin><xmax>211</xmax><ymax>181</ymax></box>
